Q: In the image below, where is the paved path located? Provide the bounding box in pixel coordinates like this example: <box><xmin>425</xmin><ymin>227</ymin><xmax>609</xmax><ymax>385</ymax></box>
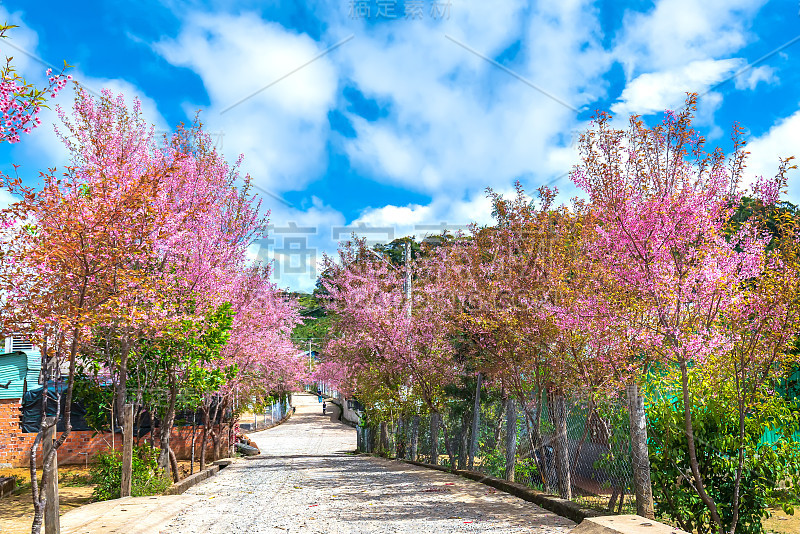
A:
<box><xmin>63</xmin><ymin>393</ymin><xmax>575</xmax><ymax>533</ymax></box>
<box><xmin>167</xmin><ymin>393</ymin><xmax>574</xmax><ymax>534</ymax></box>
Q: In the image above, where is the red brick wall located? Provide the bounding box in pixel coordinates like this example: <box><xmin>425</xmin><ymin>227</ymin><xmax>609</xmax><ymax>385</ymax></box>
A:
<box><xmin>0</xmin><ymin>398</ymin><xmax>230</xmax><ymax>468</ymax></box>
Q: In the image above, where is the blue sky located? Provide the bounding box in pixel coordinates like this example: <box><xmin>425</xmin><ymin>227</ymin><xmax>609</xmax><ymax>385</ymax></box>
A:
<box><xmin>0</xmin><ymin>0</ymin><xmax>799</xmax><ymax>291</ymax></box>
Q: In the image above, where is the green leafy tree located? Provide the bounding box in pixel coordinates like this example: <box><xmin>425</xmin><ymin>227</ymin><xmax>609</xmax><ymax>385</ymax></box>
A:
<box><xmin>648</xmin><ymin>371</ymin><xmax>800</xmax><ymax>534</ymax></box>
<box><xmin>137</xmin><ymin>301</ymin><xmax>234</xmax><ymax>480</ymax></box>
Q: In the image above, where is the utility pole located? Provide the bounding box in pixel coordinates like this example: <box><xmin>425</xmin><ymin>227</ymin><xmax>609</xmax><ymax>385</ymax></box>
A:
<box><xmin>404</xmin><ymin>241</ymin><xmax>412</xmax><ymax>317</ymax></box>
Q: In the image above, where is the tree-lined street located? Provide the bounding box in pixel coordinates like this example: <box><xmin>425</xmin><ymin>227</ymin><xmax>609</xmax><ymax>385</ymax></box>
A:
<box><xmin>1</xmin><ymin>4</ymin><xmax>799</xmax><ymax>533</ymax></box>
<box><xmin>59</xmin><ymin>394</ymin><xmax>574</xmax><ymax>534</ymax></box>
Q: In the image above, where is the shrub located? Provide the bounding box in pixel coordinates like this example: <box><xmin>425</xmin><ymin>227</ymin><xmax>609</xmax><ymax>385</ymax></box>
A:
<box><xmin>89</xmin><ymin>444</ymin><xmax>172</xmax><ymax>501</ymax></box>
<box><xmin>647</xmin><ymin>373</ymin><xmax>800</xmax><ymax>534</ymax></box>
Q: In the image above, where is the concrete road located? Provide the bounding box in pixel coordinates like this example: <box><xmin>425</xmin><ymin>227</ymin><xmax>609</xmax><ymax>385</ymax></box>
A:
<box><xmin>62</xmin><ymin>393</ymin><xmax>575</xmax><ymax>533</ymax></box>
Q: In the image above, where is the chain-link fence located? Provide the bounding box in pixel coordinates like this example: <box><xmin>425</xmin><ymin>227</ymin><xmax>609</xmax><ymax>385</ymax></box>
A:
<box><xmin>356</xmin><ymin>391</ymin><xmax>637</xmax><ymax>515</ymax></box>
<box><xmin>238</xmin><ymin>398</ymin><xmax>292</xmax><ymax>432</ymax></box>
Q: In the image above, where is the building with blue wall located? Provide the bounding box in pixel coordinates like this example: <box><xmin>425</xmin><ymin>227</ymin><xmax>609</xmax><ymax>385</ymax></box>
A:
<box><xmin>0</xmin><ymin>336</ymin><xmax>41</xmax><ymax>400</ymax></box>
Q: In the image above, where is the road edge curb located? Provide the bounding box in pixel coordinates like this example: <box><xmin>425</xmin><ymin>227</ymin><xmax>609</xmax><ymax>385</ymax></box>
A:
<box><xmin>358</xmin><ymin>453</ymin><xmax>603</xmax><ymax>523</ymax></box>
<box><xmin>162</xmin><ymin>458</ymin><xmax>235</xmax><ymax>495</ymax></box>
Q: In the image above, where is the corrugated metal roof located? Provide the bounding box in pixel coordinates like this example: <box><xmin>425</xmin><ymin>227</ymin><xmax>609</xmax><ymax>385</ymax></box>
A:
<box><xmin>0</xmin><ymin>350</ymin><xmax>40</xmax><ymax>400</ymax></box>
<box><xmin>0</xmin><ymin>351</ymin><xmax>28</xmax><ymax>399</ymax></box>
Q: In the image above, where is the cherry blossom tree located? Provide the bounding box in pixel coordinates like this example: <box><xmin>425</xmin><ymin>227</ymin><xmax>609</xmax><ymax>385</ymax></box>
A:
<box><xmin>321</xmin><ymin>237</ymin><xmax>459</xmax><ymax>461</ymax></box>
<box><xmin>0</xmin><ymin>24</ymin><xmax>70</xmax><ymax>144</ymax></box>
<box><xmin>202</xmin><ymin>265</ymin><xmax>304</xmax><ymax>467</ymax></box>
<box><xmin>0</xmin><ymin>83</ymin><xmax>302</xmax><ymax>526</ymax></box>
<box><xmin>570</xmin><ymin>95</ymin><xmax>797</xmax><ymax>531</ymax></box>
<box><xmin>0</xmin><ymin>96</ymin><xmax>166</xmax><ymax>533</ymax></box>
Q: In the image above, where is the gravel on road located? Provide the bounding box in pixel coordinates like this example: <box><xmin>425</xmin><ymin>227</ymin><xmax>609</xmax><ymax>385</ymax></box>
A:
<box><xmin>165</xmin><ymin>393</ymin><xmax>575</xmax><ymax>534</ymax></box>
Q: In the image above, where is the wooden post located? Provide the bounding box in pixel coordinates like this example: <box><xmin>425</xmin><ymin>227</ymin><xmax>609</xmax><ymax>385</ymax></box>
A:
<box><xmin>121</xmin><ymin>404</ymin><xmax>134</xmax><ymax>497</ymax></box>
<box><xmin>43</xmin><ymin>418</ymin><xmax>59</xmax><ymax>534</ymax></box>
<box><xmin>469</xmin><ymin>372</ymin><xmax>482</xmax><ymax>469</ymax></box>
<box><xmin>549</xmin><ymin>391</ymin><xmax>572</xmax><ymax>499</ymax></box>
<box><xmin>505</xmin><ymin>397</ymin><xmax>517</xmax><ymax>482</ymax></box>
<box><xmin>430</xmin><ymin>412</ymin><xmax>440</xmax><ymax>465</ymax></box>
<box><xmin>410</xmin><ymin>415</ymin><xmax>419</xmax><ymax>461</ymax></box>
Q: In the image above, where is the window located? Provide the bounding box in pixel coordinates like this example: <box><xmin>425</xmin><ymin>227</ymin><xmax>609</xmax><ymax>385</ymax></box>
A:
<box><xmin>5</xmin><ymin>336</ymin><xmax>34</xmax><ymax>352</ymax></box>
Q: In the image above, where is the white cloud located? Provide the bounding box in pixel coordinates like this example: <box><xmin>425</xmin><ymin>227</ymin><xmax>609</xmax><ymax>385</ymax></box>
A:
<box><xmin>745</xmin><ymin>109</ymin><xmax>800</xmax><ymax>201</ymax></box>
<box><xmin>353</xmin><ymin>189</ymin><xmax>506</xmax><ymax>240</ymax></box>
<box><xmin>249</xmin><ymin>196</ymin><xmax>347</xmax><ymax>293</ymax></box>
<box><xmin>613</xmin><ymin>0</ymin><xmax>766</xmax><ymax>76</ymax></box>
<box><xmin>609</xmin><ymin>0</ymin><xmax>769</xmax><ymax>131</ymax></box>
<box><xmin>155</xmin><ymin>12</ymin><xmax>339</xmax><ymax>194</ymax></box>
<box><xmin>611</xmin><ymin>58</ymin><xmax>743</xmax><ymax>117</ymax></box>
<box><xmin>0</xmin><ymin>188</ymin><xmax>19</xmax><ymax>210</ymax></box>
<box><xmin>733</xmin><ymin>65</ymin><xmax>777</xmax><ymax>90</ymax></box>
<box><xmin>335</xmin><ymin>1</ymin><xmax>606</xmax><ymax>197</ymax></box>
<box><xmin>0</xmin><ymin>6</ymin><xmax>170</xmax><ymax>180</ymax></box>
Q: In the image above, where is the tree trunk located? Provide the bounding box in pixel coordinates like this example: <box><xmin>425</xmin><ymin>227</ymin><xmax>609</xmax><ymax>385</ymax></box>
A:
<box><xmin>44</xmin><ymin>333</ymin><xmax>79</xmax><ymax>534</ymax></box>
<box><xmin>43</xmin><ymin>420</ymin><xmax>59</xmax><ymax>534</ymax></box>
<box><xmin>548</xmin><ymin>390</ymin><xmax>572</xmax><ymax>499</ymax></box>
<box><xmin>457</xmin><ymin>416</ymin><xmax>468</xmax><ymax>470</ymax></box>
<box><xmin>627</xmin><ymin>382</ymin><xmax>655</xmax><ymax>519</ymax></box>
<box><xmin>168</xmin><ymin>447</ymin><xmax>179</xmax><ymax>483</ymax></box>
<box><xmin>29</xmin><ymin>350</ymin><xmax>53</xmax><ymax>534</ymax></box>
<box><xmin>679</xmin><ymin>362</ymin><xmax>723</xmax><ymax>532</ymax></box>
<box><xmin>157</xmin><ymin>381</ymin><xmax>178</xmax><ymax>479</ymax></box>
<box><xmin>469</xmin><ymin>373</ymin><xmax>482</xmax><ymax>469</ymax></box>
<box><xmin>505</xmin><ymin>397</ymin><xmax>517</xmax><ymax>481</ymax></box>
<box><xmin>208</xmin><ymin>398</ymin><xmax>224</xmax><ymax>461</ymax></box>
<box><xmin>410</xmin><ymin>415</ymin><xmax>419</xmax><ymax>461</ymax></box>
<box><xmin>430</xmin><ymin>412</ymin><xmax>440</xmax><ymax>465</ymax></box>
<box><xmin>369</xmin><ymin>423</ymin><xmax>378</xmax><ymax>452</ymax></box>
<box><xmin>114</xmin><ymin>347</ymin><xmax>129</xmax><ymax>429</ymax></box>
<box><xmin>199</xmin><ymin>404</ymin><xmax>210</xmax><ymax>471</ymax></box>
<box><xmin>379</xmin><ymin>421</ymin><xmax>389</xmax><ymax>455</ymax></box>
<box><xmin>190</xmin><ymin>413</ymin><xmax>197</xmax><ymax>476</ymax></box>
<box><xmin>395</xmin><ymin>418</ymin><xmax>405</xmax><ymax>458</ymax></box>
<box><xmin>121</xmin><ymin>404</ymin><xmax>134</xmax><ymax>497</ymax></box>
<box><xmin>442</xmin><ymin>420</ymin><xmax>456</xmax><ymax>467</ymax></box>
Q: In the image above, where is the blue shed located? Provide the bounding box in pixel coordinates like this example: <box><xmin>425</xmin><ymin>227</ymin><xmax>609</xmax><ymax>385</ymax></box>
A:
<box><xmin>0</xmin><ymin>337</ymin><xmax>41</xmax><ymax>400</ymax></box>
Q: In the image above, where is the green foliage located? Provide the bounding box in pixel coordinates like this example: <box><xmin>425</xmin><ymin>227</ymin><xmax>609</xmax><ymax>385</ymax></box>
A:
<box><xmin>140</xmin><ymin>301</ymin><xmax>235</xmax><ymax>413</ymax></box>
<box><xmin>727</xmin><ymin>197</ymin><xmax>800</xmax><ymax>253</ymax></box>
<box><xmin>515</xmin><ymin>456</ymin><xmax>540</xmax><ymax>484</ymax></box>
<box><xmin>647</xmin><ymin>372</ymin><xmax>800</xmax><ymax>534</ymax></box>
<box><xmin>89</xmin><ymin>444</ymin><xmax>171</xmax><ymax>501</ymax></box>
<box><xmin>291</xmin><ymin>291</ymin><xmax>332</xmax><ymax>352</ymax></box>
<box><xmin>72</xmin><ymin>373</ymin><xmax>113</xmax><ymax>431</ymax></box>
<box><xmin>477</xmin><ymin>411</ymin><xmax>541</xmax><ymax>487</ymax></box>
<box><xmin>480</xmin><ymin>446</ymin><xmax>507</xmax><ymax>479</ymax></box>
<box><xmin>372</xmin><ymin>237</ymin><xmax>422</xmax><ymax>267</ymax></box>
<box><xmin>479</xmin><ymin>447</ymin><xmax>540</xmax><ymax>486</ymax></box>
